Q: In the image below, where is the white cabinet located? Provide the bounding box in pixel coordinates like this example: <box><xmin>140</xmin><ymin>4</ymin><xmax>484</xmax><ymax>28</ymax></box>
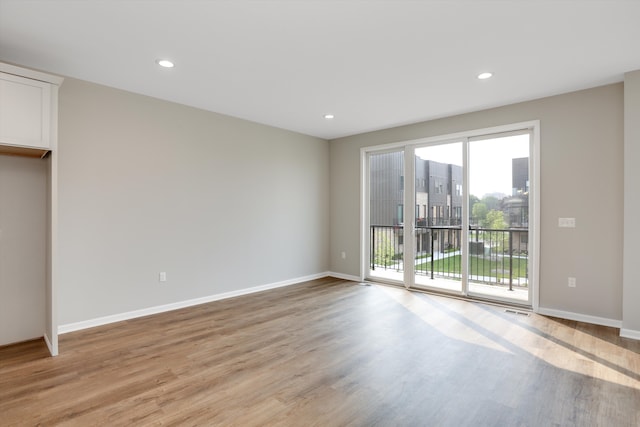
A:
<box><xmin>0</xmin><ymin>73</ymin><xmax>52</xmax><ymax>150</ymax></box>
<box><xmin>0</xmin><ymin>63</ymin><xmax>63</xmax><ymax>158</ymax></box>
<box><xmin>0</xmin><ymin>62</ymin><xmax>63</xmax><ymax>356</ymax></box>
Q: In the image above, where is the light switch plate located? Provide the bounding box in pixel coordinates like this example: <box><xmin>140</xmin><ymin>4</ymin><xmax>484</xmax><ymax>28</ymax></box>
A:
<box><xmin>558</xmin><ymin>218</ymin><xmax>576</xmax><ymax>228</ymax></box>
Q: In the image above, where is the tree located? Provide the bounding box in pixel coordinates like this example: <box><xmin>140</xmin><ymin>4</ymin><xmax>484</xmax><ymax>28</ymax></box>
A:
<box><xmin>483</xmin><ymin>195</ymin><xmax>501</xmax><ymax>211</ymax></box>
<box><xmin>485</xmin><ymin>209</ymin><xmax>507</xmax><ymax>229</ymax></box>
<box><xmin>484</xmin><ymin>210</ymin><xmax>509</xmax><ymax>255</ymax></box>
<box><xmin>374</xmin><ymin>233</ymin><xmax>395</xmax><ymax>267</ymax></box>
<box><xmin>469</xmin><ymin>194</ymin><xmax>480</xmax><ymax>215</ymax></box>
<box><xmin>471</xmin><ymin>202</ymin><xmax>488</xmax><ymax>225</ymax></box>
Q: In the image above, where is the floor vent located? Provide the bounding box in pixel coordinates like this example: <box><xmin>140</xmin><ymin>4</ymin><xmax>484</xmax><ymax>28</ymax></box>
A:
<box><xmin>505</xmin><ymin>309</ymin><xmax>530</xmax><ymax>316</ymax></box>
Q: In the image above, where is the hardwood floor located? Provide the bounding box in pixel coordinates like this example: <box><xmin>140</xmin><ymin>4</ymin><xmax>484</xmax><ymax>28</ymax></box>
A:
<box><xmin>1</xmin><ymin>277</ymin><xmax>639</xmax><ymax>426</ymax></box>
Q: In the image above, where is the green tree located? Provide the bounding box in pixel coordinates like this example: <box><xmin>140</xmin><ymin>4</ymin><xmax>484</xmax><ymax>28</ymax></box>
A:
<box><xmin>484</xmin><ymin>210</ymin><xmax>508</xmax><ymax>255</ymax></box>
<box><xmin>471</xmin><ymin>202</ymin><xmax>488</xmax><ymax>225</ymax></box>
<box><xmin>374</xmin><ymin>233</ymin><xmax>395</xmax><ymax>267</ymax></box>
<box><xmin>483</xmin><ymin>195</ymin><xmax>501</xmax><ymax>211</ymax></box>
<box><xmin>485</xmin><ymin>209</ymin><xmax>507</xmax><ymax>229</ymax></box>
<box><xmin>469</xmin><ymin>194</ymin><xmax>480</xmax><ymax>215</ymax></box>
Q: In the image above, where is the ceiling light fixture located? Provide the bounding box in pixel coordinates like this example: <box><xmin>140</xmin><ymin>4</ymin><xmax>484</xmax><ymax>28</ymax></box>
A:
<box><xmin>156</xmin><ymin>59</ymin><xmax>175</xmax><ymax>68</ymax></box>
<box><xmin>324</xmin><ymin>114</ymin><xmax>335</xmax><ymax>119</ymax></box>
<box><xmin>477</xmin><ymin>72</ymin><xmax>493</xmax><ymax>80</ymax></box>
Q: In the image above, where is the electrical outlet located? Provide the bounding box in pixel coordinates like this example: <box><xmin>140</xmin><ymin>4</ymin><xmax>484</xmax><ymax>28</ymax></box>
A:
<box><xmin>159</xmin><ymin>272</ymin><xmax>167</xmax><ymax>282</ymax></box>
<box><xmin>341</xmin><ymin>251</ymin><xmax>346</xmax><ymax>259</ymax></box>
<box><xmin>568</xmin><ymin>277</ymin><xmax>576</xmax><ymax>288</ymax></box>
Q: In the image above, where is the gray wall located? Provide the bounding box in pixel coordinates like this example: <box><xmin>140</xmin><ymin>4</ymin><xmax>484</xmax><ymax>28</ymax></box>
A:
<box><xmin>0</xmin><ymin>155</ymin><xmax>47</xmax><ymax>345</ymax></box>
<box><xmin>330</xmin><ymin>84</ymin><xmax>624</xmax><ymax>321</ymax></box>
<box><xmin>58</xmin><ymin>78</ymin><xmax>329</xmax><ymax>325</ymax></box>
<box><xmin>623</xmin><ymin>71</ymin><xmax>640</xmax><ymax>334</ymax></box>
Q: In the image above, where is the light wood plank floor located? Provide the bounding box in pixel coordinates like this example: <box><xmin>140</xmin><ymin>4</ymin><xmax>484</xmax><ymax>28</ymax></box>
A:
<box><xmin>1</xmin><ymin>277</ymin><xmax>639</xmax><ymax>426</ymax></box>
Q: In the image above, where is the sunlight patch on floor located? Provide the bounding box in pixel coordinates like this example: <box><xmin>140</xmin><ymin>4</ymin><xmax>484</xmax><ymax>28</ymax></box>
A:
<box><xmin>377</xmin><ymin>284</ymin><xmax>513</xmax><ymax>354</ymax></box>
<box><xmin>375</xmin><ymin>284</ymin><xmax>640</xmax><ymax>389</ymax></box>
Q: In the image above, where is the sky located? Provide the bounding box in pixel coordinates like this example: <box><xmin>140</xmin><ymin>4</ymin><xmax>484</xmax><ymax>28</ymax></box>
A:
<box><xmin>415</xmin><ymin>134</ymin><xmax>529</xmax><ymax>198</ymax></box>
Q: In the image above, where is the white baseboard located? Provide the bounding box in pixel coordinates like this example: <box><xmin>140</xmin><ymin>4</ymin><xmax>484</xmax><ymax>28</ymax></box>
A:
<box><xmin>620</xmin><ymin>328</ymin><xmax>640</xmax><ymax>340</ymax></box>
<box><xmin>43</xmin><ymin>333</ymin><xmax>57</xmax><ymax>356</ymax></box>
<box><xmin>537</xmin><ymin>307</ymin><xmax>622</xmax><ymax>328</ymax></box>
<box><xmin>58</xmin><ymin>272</ymin><xmax>329</xmax><ymax>335</ymax></box>
<box><xmin>327</xmin><ymin>271</ymin><xmax>361</xmax><ymax>282</ymax></box>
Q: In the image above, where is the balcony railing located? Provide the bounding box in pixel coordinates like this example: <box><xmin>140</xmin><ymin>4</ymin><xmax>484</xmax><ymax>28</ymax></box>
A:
<box><xmin>370</xmin><ymin>225</ymin><xmax>528</xmax><ymax>289</ymax></box>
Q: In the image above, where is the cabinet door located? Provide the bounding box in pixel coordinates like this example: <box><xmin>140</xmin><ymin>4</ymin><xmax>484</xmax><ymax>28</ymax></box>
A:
<box><xmin>0</xmin><ymin>73</ymin><xmax>51</xmax><ymax>149</ymax></box>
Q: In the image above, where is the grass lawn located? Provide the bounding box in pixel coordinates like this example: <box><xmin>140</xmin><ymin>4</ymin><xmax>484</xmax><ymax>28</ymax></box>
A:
<box><xmin>416</xmin><ymin>254</ymin><xmax>528</xmax><ymax>279</ymax></box>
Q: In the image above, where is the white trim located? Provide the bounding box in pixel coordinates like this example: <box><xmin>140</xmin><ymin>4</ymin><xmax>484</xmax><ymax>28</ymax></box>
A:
<box><xmin>403</xmin><ymin>148</ymin><xmax>415</xmax><ymax>289</ymax></box>
<box><xmin>620</xmin><ymin>328</ymin><xmax>640</xmax><ymax>341</ymax></box>
<box><xmin>360</xmin><ymin>147</ymin><xmax>368</xmax><ymax>282</ymax></box>
<box><xmin>530</xmin><ymin>122</ymin><xmax>541</xmax><ymax>311</ymax></box>
<box><xmin>58</xmin><ymin>272</ymin><xmax>328</xmax><ymax>334</ymax></box>
<box><xmin>328</xmin><ymin>271</ymin><xmax>361</xmax><ymax>282</ymax></box>
<box><xmin>0</xmin><ymin>62</ymin><xmax>64</xmax><ymax>86</ymax></box>
<box><xmin>537</xmin><ymin>307</ymin><xmax>622</xmax><ymax>328</ymax></box>
<box><xmin>461</xmin><ymin>138</ymin><xmax>469</xmax><ymax>297</ymax></box>
<box><xmin>359</xmin><ymin>120</ymin><xmax>541</xmax><ymax>154</ymax></box>
<box><xmin>43</xmin><ymin>333</ymin><xmax>57</xmax><ymax>356</ymax></box>
<box><xmin>360</xmin><ymin>120</ymin><xmax>540</xmax><ymax>307</ymax></box>
<box><xmin>48</xmin><ymin>82</ymin><xmax>60</xmax><ymax>357</ymax></box>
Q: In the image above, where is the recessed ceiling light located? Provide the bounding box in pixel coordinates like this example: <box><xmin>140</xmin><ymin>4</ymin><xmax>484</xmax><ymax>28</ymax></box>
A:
<box><xmin>324</xmin><ymin>114</ymin><xmax>335</xmax><ymax>119</ymax></box>
<box><xmin>156</xmin><ymin>59</ymin><xmax>175</xmax><ymax>68</ymax></box>
<box><xmin>477</xmin><ymin>72</ymin><xmax>493</xmax><ymax>80</ymax></box>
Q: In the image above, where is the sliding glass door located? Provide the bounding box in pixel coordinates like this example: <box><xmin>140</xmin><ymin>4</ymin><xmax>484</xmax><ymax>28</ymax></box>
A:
<box><xmin>413</xmin><ymin>141</ymin><xmax>464</xmax><ymax>294</ymax></box>
<box><xmin>365</xmin><ymin>125</ymin><xmax>536</xmax><ymax>307</ymax></box>
<box><xmin>467</xmin><ymin>133</ymin><xmax>530</xmax><ymax>304</ymax></box>
<box><xmin>367</xmin><ymin>149</ymin><xmax>405</xmax><ymax>284</ymax></box>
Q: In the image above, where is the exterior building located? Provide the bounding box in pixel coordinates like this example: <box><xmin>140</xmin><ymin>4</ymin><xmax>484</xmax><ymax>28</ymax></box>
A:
<box><xmin>370</xmin><ymin>152</ymin><xmax>463</xmax><ymax>227</ymax></box>
<box><xmin>370</xmin><ymin>152</ymin><xmax>463</xmax><ymax>256</ymax></box>
<box><xmin>504</xmin><ymin>157</ymin><xmax>529</xmax><ymax>253</ymax></box>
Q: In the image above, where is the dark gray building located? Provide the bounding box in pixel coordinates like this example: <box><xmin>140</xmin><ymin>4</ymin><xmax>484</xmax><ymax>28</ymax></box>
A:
<box><xmin>505</xmin><ymin>157</ymin><xmax>529</xmax><ymax>228</ymax></box>
<box><xmin>512</xmin><ymin>157</ymin><xmax>529</xmax><ymax>195</ymax></box>
<box><xmin>370</xmin><ymin>152</ymin><xmax>462</xmax><ymax>255</ymax></box>
<box><xmin>370</xmin><ymin>152</ymin><xmax>462</xmax><ymax>227</ymax></box>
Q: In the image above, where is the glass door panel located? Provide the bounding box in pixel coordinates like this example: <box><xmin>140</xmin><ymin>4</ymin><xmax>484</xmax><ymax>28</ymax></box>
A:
<box><xmin>467</xmin><ymin>133</ymin><xmax>530</xmax><ymax>304</ymax></box>
<box><xmin>413</xmin><ymin>142</ymin><xmax>463</xmax><ymax>294</ymax></box>
<box><xmin>368</xmin><ymin>150</ymin><xmax>405</xmax><ymax>283</ymax></box>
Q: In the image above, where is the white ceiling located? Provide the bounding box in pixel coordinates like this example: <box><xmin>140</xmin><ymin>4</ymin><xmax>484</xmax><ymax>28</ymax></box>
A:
<box><xmin>1</xmin><ymin>1</ymin><xmax>639</xmax><ymax>140</ymax></box>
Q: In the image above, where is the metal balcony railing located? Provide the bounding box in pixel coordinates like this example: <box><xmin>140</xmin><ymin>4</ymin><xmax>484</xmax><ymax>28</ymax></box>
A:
<box><xmin>370</xmin><ymin>225</ymin><xmax>528</xmax><ymax>289</ymax></box>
